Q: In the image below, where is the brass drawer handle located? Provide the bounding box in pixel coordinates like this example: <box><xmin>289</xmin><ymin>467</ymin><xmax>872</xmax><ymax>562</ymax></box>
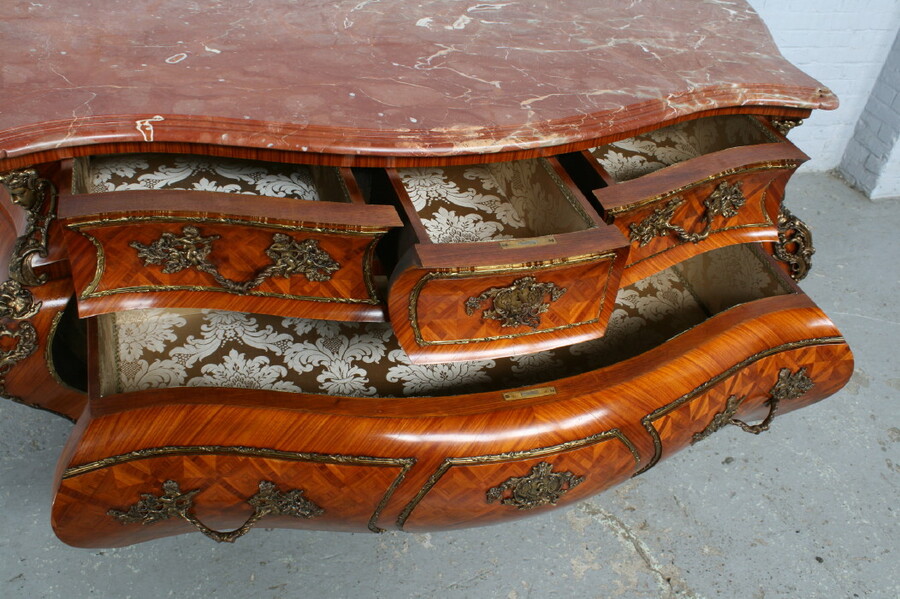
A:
<box><xmin>465</xmin><ymin>276</ymin><xmax>567</xmax><ymax>329</ymax></box>
<box><xmin>773</xmin><ymin>206</ymin><xmax>815</xmax><ymax>281</ymax></box>
<box><xmin>108</xmin><ymin>479</ymin><xmax>324</xmax><ymax>543</ymax></box>
<box><xmin>629</xmin><ymin>181</ymin><xmax>746</xmax><ymax>247</ymax></box>
<box><xmin>692</xmin><ymin>367</ymin><xmax>814</xmax><ymax>443</ymax></box>
<box><xmin>486</xmin><ymin>461</ymin><xmax>584</xmax><ymax>510</ymax></box>
<box><xmin>130</xmin><ymin>225</ymin><xmax>341</xmax><ymax>293</ymax></box>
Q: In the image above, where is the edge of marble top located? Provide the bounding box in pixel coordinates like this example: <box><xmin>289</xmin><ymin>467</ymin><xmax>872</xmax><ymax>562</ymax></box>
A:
<box><xmin>0</xmin><ymin>0</ymin><xmax>838</xmax><ymax>162</ymax></box>
<box><xmin>0</xmin><ymin>83</ymin><xmax>836</xmax><ymax>162</ymax></box>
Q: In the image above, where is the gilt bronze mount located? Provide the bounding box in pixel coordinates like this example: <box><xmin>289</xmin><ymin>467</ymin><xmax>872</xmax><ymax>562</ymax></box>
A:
<box><xmin>130</xmin><ymin>225</ymin><xmax>341</xmax><ymax>292</ymax></box>
<box><xmin>629</xmin><ymin>181</ymin><xmax>747</xmax><ymax>247</ymax></box>
<box><xmin>108</xmin><ymin>479</ymin><xmax>324</xmax><ymax>543</ymax></box>
<box><xmin>465</xmin><ymin>276</ymin><xmax>567</xmax><ymax>329</ymax></box>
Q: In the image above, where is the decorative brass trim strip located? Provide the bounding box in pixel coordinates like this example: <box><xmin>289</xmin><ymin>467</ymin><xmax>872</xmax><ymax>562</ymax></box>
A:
<box><xmin>334</xmin><ymin>166</ymin><xmax>356</xmax><ymax>205</ymax></box>
<box><xmin>748</xmin><ymin>114</ymin><xmax>786</xmax><ymax>143</ymax></box>
<box><xmin>407</xmin><ymin>251</ymin><xmax>617</xmax><ymax>347</ymax></box>
<box><xmin>0</xmin><ymin>319</ymin><xmax>38</xmax><ymax>401</ymax></box>
<box><xmin>773</xmin><ymin>206</ymin><xmax>815</xmax><ymax>281</ymax></box>
<box><xmin>635</xmin><ymin>337</ymin><xmax>845</xmax><ymax>475</ymax></box>
<box><xmin>0</xmin><ymin>168</ymin><xmax>58</xmax><ymax>287</ymax></box>
<box><xmin>486</xmin><ymin>461</ymin><xmax>584</xmax><ymax>510</ymax></box>
<box><xmin>82</xmin><ymin>284</ymin><xmax>381</xmax><ymax>305</ymax></box>
<box><xmin>605</xmin><ymin>161</ymin><xmax>798</xmax><ymax>216</ymax></box>
<box><xmin>62</xmin><ymin>445</ymin><xmax>416</xmax><ymax>534</ymax></box>
<box><xmin>361</xmin><ymin>236</ymin><xmax>382</xmax><ymax>301</ymax></box>
<box><xmin>465</xmin><ymin>276</ymin><xmax>566</xmax><ymax>329</ymax></box>
<box><xmin>109</xmin><ymin>479</ymin><xmax>324</xmax><ymax>543</ymax></box>
<box><xmin>67</xmin><ymin>215</ymin><xmax>389</xmax><ymax>237</ymax></box>
<box><xmin>540</xmin><ymin>158</ymin><xmax>596</xmax><ymax>228</ymax></box>
<box><xmin>44</xmin><ymin>308</ymin><xmax>82</xmax><ymax>394</ymax></box>
<box><xmin>130</xmin><ymin>225</ymin><xmax>341</xmax><ymax>292</ymax></box>
<box><xmin>80</xmin><ymin>232</ymin><xmax>106</xmax><ymax>297</ymax></box>
<box><xmin>503</xmin><ymin>386</ymin><xmax>557</xmax><ymax>401</ymax></box>
<box><xmin>396</xmin><ymin>428</ymin><xmax>640</xmax><ymax>529</ymax></box>
<box><xmin>628</xmin><ymin>181</ymin><xmax>747</xmax><ymax>247</ymax></box>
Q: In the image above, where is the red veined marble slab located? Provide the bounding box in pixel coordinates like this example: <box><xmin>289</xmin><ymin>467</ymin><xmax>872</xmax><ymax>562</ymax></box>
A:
<box><xmin>0</xmin><ymin>0</ymin><xmax>836</xmax><ymax>162</ymax></box>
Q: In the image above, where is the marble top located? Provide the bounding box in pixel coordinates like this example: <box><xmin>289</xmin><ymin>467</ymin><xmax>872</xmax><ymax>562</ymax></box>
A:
<box><xmin>0</xmin><ymin>0</ymin><xmax>837</xmax><ymax>161</ymax></box>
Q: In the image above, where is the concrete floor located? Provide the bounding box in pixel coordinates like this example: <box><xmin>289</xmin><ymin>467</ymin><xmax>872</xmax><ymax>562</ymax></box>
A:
<box><xmin>0</xmin><ymin>173</ymin><xmax>896</xmax><ymax>599</ymax></box>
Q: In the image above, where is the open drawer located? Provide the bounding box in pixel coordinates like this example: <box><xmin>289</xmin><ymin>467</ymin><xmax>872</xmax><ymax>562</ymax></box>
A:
<box><xmin>51</xmin><ymin>243</ymin><xmax>853</xmax><ymax>546</ymax></box>
<box><xmin>60</xmin><ymin>154</ymin><xmax>403</xmax><ymax>322</ymax></box>
<box><xmin>574</xmin><ymin>115</ymin><xmax>808</xmax><ymax>285</ymax></box>
<box><xmin>382</xmin><ymin>157</ymin><xmax>629</xmax><ymax>363</ymax></box>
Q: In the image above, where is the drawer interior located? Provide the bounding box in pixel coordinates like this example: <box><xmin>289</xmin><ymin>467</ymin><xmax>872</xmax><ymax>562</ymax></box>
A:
<box><xmin>74</xmin><ymin>153</ymin><xmax>356</xmax><ymax>203</ymax></box>
<box><xmin>93</xmin><ymin>243</ymin><xmax>792</xmax><ymax>399</ymax></box>
<box><xmin>394</xmin><ymin>158</ymin><xmax>595</xmax><ymax>243</ymax></box>
<box><xmin>589</xmin><ymin>115</ymin><xmax>780</xmax><ymax>183</ymax></box>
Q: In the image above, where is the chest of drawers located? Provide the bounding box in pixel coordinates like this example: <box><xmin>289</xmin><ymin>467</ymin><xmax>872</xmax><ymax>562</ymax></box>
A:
<box><xmin>0</xmin><ymin>0</ymin><xmax>852</xmax><ymax>547</ymax></box>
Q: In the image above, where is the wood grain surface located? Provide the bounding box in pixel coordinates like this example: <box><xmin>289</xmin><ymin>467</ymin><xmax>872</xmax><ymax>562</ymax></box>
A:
<box><xmin>51</xmin><ymin>289</ymin><xmax>853</xmax><ymax>546</ymax></box>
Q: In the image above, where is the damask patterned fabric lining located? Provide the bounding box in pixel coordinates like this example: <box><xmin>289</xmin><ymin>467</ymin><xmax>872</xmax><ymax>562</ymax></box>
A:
<box><xmin>85</xmin><ymin>153</ymin><xmax>324</xmax><ymax>200</ymax></box>
<box><xmin>397</xmin><ymin>159</ymin><xmax>591</xmax><ymax>243</ymax></box>
<box><xmin>98</xmin><ymin>244</ymin><xmax>788</xmax><ymax>399</ymax></box>
<box><xmin>590</xmin><ymin>115</ymin><xmax>777</xmax><ymax>182</ymax></box>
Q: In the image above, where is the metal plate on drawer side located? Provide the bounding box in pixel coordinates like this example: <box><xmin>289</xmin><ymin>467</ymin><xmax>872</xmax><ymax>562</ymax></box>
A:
<box><xmin>499</xmin><ymin>236</ymin><xmax>557</xmax><ymax>250</ymax></box>
<box><xmin>503</xmin><ymin>386</ymin><xmax>557</xmax><ymax>401</ymax></box>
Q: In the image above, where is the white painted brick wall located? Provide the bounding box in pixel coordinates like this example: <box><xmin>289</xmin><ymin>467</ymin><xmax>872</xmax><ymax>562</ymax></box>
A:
<box><xmin>748</xmin><ymin>0</ymin><xmax>900</xmax><ymax>171</ymax></box>
<box><xmin>872</xmin><ymin>139</ymin><xmax>900</xmax><ymax>198</ymax></box>
<box><xmin>840</xmin><ymin>30</ymin><xmax>900</xmax><ymax>199</ymax></box>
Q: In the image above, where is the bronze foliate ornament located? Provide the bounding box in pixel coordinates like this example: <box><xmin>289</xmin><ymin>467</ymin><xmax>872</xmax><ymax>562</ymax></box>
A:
<box><xmin>465</xmin><ymin>276</ymin><xmax>566</xmax><ymax>329</ymax></box>
<box><xmin>690</xmin><ymin>394</ymin><xmax>746</xmax><ymax>444</ymax></box>
<box><xmin>629</xmin><ymin>181</ymin><xmax>747</xmax><ymax>247</ymax></box>
<box><xmin>770</xmin><ymin>118</ymin><xmax>804</xmax><ymax>136</ymax></box>
<box><xmin>0</xmin><ymin>168</ymin><xmax>58</xmax><ymax>286</ymax></box>
<box><xmin>0</xmin><ymin>280</ymin><xmax>42</xmax><ymax>400</ymax></box>
<box><xmin>0</xmin><ymin>280</ymin><xmax>42</xmax><ymax>320</ymax></box>
<box><xmin>486</xmin><ymin>462</ymin><xmax>584</xmax><ymax>510</ymax></box>
<box><xmin>773</xmin><ymin>206</ymin><xmax>815</xmax><ymax>281</ymax></box>
<box><xmin>692</xmin><ymin>367</ymin><xmax>815</xmax><ymax>443</ymax></box>
<box><xmin>109</xmin><ymin>479</ymin><xmax>324</xmax><ymax>543</ymax></box>
<box><xmin>0</xmin><ymin>320</ymin><xmax>39</xmax><ymax>400</ymax></box>
<box><xmin>130</xmin><ymin>225</ymin><xmax>340</xmax><ymax>293</ymax></box>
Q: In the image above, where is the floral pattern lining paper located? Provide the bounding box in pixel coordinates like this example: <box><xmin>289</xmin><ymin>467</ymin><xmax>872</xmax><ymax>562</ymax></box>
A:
<box><xmin>100</xmin><ymin>262</ymin><xmax>729</xmax><ymax>398</ymax></box>
<box><xmin>397</xmin><ymin>159</ymin><xmax>590</xmax><ymax>243</ymax></box>
<box><xmin>590</xmin><ymin>115</ymin><xmax>776</xmax><ymax>182</ymax></box>
<box><xmin>86</xmin><ymin>153</ymin><xmax>323</xmax><ymax>200</ymax></box>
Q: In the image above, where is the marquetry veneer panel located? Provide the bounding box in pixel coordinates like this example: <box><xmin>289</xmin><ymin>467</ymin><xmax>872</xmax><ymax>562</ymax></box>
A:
<box><xmin>585</xmin><ymin>115</ymin><xmax>808</xmax><ymax>285</ymax></box>
<box><xmin>53</xmin><ymin>452</ymin><xmax>413</xmax><ymax>548</ymax></box>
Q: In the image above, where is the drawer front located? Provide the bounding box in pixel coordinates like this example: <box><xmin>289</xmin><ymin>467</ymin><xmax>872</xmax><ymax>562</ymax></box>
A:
<box><xmin>389</xmin><ymin>241</ymin><xmax>627</xmax><ymax>363</ymax></box>
<box><xmin>53</xmin><ymin>451</ymin><xmax>414</xmax><ymax>547</ymax></box>
<box><xmin>585</xmin><ymin>116</ymin><xmax>808</xmax><ymax>285</ymax></box>
<box><xmin>638</xmin><ymin>341</ymin><xmax>854</xmax><ymax>474</ymax></box>
<box><xmin>603</xmin><ymin>165</ymin><xmax>794</xmax><ymax>284</ymax></box>
<box><xmin>398</xmin><ymin>429</ymin><xmax>639</xmax><ymax>531</ymax></box>
<box><xmin>64</xmin><ymin>216</ymin><xmax>390</xmax><ymax>321</ymax></box>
